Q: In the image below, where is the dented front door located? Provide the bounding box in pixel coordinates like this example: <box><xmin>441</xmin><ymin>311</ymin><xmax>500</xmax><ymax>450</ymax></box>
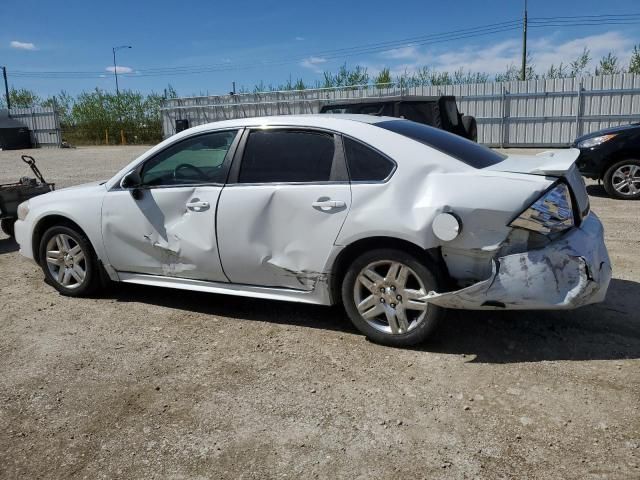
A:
<box><xmin>101</xmin><ymin>129</ymin><xmax>240</xmax><ymax>282</ymax></box>
<box><xmin>102</xmin><ymin>186</ymin><xmax>227</xmax><ymax>281</ymax></box>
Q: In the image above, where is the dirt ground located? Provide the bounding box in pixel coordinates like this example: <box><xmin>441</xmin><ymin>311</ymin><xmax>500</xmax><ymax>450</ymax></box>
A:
<box><xmin>0</xmin><ymin>146</ymin><xmax>638</xmax><ymax>479</ymax></box>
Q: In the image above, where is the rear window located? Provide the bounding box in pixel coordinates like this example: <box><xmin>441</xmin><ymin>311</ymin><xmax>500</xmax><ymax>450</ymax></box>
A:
<box><xmin>344</xmin><ymin>137</ymin><xmax>395</xmax><ymax>181</ymax></box>
<box><xmin>375</xmin><ymin>119</ymin><xmax>505</xmax><ymax>169</ymax></box>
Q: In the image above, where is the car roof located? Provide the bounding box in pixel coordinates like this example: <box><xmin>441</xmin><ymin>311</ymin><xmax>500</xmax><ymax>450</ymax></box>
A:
<box><xmin>181</xmin><ymin>114</ymin><xmax>397</xmax><ymax>134</ymax></box>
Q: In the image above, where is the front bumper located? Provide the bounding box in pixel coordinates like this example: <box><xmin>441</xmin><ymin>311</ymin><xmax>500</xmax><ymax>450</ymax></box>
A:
<box><xmin>14</xmin><ymin>218</ymin><xmax>35</xmax><ymax>261</ymax></box>
<box><xmin>426</xmin><ymin>213</ymin><xmax>611</xmax><ymax>310</ymax></box>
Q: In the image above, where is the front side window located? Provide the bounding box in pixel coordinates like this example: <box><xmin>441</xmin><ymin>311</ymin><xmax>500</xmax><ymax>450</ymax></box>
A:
<box><xmin>344</xmin><ymin>137</ymin><xmax>395</xmax><ymax>182</ymax></box>
<box><xmin>140</xmin><ymin>130</ymin><xmax>238</xmax><ymax>186</ymax></box>
<box><xmin>238</xmin><ymin>129</ymin><xmax>335</xmax><ymax>183</ymax></box>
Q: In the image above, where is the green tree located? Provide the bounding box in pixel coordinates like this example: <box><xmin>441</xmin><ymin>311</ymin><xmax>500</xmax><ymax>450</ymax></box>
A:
<box><xmin>545</xmin><ymin>63</ymin><xmax>568</xmax><ymax>79</ymax></box>
<box><xmin>374</xmin><ymin>68</ymin><xmax>392</xmax><ymax>88</ymax></box>
<box><xmin>596</xmin><ymin>52</ymin><xmax>621</xmax><ymax>75</ymax></box>
<box><xmin>164</xmin><ymin>84</ymin><xmax>178</xmax><ymax>99</ymax></box>
<box><xmin>495</xmin><ymin>64</ymin><xmax>521</xmax><ymax>82</ymax></box>
<box><xmin>628</xmin><ymin>45</ymin><xmax>640</xmax><ymax>74</ymax></box>
<box><xmin>570</xmin><ymin>48</ymin><xmax>591</xmax><ymax>77</ymax></box>
<box><xmin>1</xmin><ymin>87</ymin><xmax>41</xmax><ymax>108</ymax></box>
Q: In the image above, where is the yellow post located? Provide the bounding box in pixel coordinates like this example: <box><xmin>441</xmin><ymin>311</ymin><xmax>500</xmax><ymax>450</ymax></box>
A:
<box><xmin>105</xmin><ymin>129</ymin><xmax>109</xmax><ymax>145</ymax></box>
<box><xmin>120</xmin><ymin>129</ymin><xmax>126</xmax><ymax>145</ymax></box>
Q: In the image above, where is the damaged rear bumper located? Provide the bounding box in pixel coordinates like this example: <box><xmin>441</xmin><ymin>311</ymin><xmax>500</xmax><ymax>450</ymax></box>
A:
<box><xmin>426</xmin><ymin>213</ymin><xmax>611</xmax><ymax>310</ymax></box>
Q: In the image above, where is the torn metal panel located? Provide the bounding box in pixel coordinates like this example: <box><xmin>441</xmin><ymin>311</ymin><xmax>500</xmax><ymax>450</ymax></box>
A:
<box><xmin>426</xmin><ymin>214</ymin><xmax>611</xmax><ymax>310</ymax></box>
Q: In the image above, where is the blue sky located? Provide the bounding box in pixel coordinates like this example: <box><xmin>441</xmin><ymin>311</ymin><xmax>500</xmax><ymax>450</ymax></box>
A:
<box><xmin>2</xmin><ymin>0</ymin><xmax>640</xmax><ymax>97</ymax></box>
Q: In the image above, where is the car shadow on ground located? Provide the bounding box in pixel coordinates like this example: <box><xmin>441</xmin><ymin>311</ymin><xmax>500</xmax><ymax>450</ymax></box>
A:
<box><xmin>0</xmin><ymin>237</ymin><xmax>18</xmax><ymax>254</ymax></box>
<box><xmin>423</xmin><ymin>278</ymin><xmax>640</xmax><ymax>363</ymax></box>
<box><xmin>109</xmin><ymin>277</ymin><xmax>640</xmax><ymax>364</ymax></box>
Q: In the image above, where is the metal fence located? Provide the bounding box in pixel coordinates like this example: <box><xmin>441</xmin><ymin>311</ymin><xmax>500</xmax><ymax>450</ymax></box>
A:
<box><xmin>161</xmin><ymin>73</ymin><xmax>640</xmax><ymax>147</ymax></box>
<box><xmin>8</xmin><ymin>106</ymin><xmax>61</xmax><ymax>147</ymax></box>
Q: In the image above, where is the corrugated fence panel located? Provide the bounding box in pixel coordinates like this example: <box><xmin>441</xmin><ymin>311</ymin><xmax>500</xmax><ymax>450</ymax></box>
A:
<box><xmin>7</xmin><ymin>106</ymin><xmax>60</xmax><ymax>147</ymax></box>
<box><xmin>161</xmin><ymin>74</ymin><xmax>640</xmax><ymax>147</ymax></box>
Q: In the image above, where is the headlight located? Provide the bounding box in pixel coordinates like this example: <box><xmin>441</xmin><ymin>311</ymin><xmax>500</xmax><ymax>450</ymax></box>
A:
<box><xmin>17</xmin><ymin>200</ymin><xmax>30</xmax><ymax>220</ymax></box>
<box><xmin>510</xmin><ymin>183</ymin><xmax>574</xmax><ymax>234</ymax></box>
<box><xmin>577</xmin><ymin>134</ymin><xmax>617</xmax><ymax>149</ymax></box>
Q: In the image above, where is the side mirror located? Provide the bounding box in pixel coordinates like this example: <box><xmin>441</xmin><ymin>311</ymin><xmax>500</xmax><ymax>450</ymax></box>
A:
<box><xmin>120</xmin><ymin>170</ymin><xmax>141</xmax><ymax>189</ymax></box>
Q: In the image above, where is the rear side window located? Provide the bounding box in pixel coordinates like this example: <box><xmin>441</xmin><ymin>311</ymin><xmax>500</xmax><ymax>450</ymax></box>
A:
<box><xmin>239</xmin><ymin>129</ymin><xmax>335</xmax><ymax>183</ymax></box>
<box><xmin>344</xmin><ymin>137</ymin><xmax>395</xmax><ymax>182</ymax></box>
<box><xmin>375</xmin><ymin>119</ymin><xmax>505</xmax><ymax>169</ymax></box>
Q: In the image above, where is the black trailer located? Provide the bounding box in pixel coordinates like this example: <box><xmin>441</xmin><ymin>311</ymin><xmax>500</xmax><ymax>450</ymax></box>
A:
<box><xmin>0</xmin><ymin>156</ymin><xmax>54</xmax><ymax>237</ymax></box>
<box><xmin>0</xmin><ymin>111</ymin><xmax>32</xmax><ymax>150</ymax></box>
<box><xmin>320</xmin><ymin>95</ymin><xmax>477</xmax><ymax>141</ymax></box>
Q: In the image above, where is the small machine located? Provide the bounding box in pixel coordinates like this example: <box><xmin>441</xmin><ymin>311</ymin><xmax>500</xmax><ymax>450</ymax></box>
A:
<box><xmin>0</xmin><ymin>155</ymin><xmax>54</xmax><ymax>237</ymax></box>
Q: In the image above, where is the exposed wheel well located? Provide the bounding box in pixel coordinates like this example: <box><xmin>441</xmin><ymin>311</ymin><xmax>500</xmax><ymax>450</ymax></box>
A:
<box><xmin>330</xmin><ymin>236</ymin><xmax>445</xmax><ymax>304</ymax></box>
<box><xmin>32</xmin><ymin>215</ymin><xmax>86</xmax><ymax>264</ymax></box>
<box><xmin>599</xmin><ymin>152</ymin><xmax>640</xmax><ymax>179</ymax></box>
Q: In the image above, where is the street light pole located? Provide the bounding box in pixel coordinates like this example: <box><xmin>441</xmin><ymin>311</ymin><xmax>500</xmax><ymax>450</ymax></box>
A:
<box><xmin>521</xmin><ymin>0</ymin><xmax>528</xmax><ymax>81</ymax></box>
<box><xmin>2</xmin><ymin>66</ymin><xmax>10</xmax><ymax>112</ymax></box>
<box><xmin>112</xmin><ymin>45</ymin><xmax>132</xmax><ymax>95</ymax></box>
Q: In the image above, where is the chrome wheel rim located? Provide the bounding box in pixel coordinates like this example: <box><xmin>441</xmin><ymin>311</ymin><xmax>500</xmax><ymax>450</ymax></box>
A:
<box><xmin>45</xmin><ymin>234</ymin><xmax>87</xmax><ymax>289</ymax></box>
<box><xmin>354</xmin><ymin>260</ymin><xmax>429</xmax><ymax>335</ymax></box>
<box><xmin>611</xmin><ymin>164</ymin><xmax>640</xmax><ymax>196</ymax></box>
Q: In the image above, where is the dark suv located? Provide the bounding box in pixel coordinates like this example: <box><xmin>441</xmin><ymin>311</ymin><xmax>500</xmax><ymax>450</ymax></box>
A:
<box><xmin>320</xmin><ymin>95</ymin><xmax>477</xmax><ymax>141</ymax></box>
<box><xmin>573</xmin><ymin>123</ymin><xmax>640</xmax><ymax>199</ymax></box>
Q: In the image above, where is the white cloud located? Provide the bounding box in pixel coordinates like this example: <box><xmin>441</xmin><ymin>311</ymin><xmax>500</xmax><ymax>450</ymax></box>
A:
<box><xmin>370</xmin><ymin>31</ymin><xmax>638</xmax><ymax>78</ymax></box>
<box><xmin>105</xmin><ymin>65</ymin><xmax>133</xmax><ymax>74</ymax></box>
<box><xmin>10</xmin><ymin>40</ymin><xmax>37</xmax><ymax>51</ymax></box>
<box><xmin>380</xmin><ymin>45</ymin><xmax>422</xmax><ymax>60</ymax></box>
<box><xmin>300</xmin><ymin>56</ymin><xmax>327</xmax><ymax>73</ymax></box>
<box><xmin>295</xmin><ymin>36</ymin><xmax>305</xmax><ymax>41</ymax></box>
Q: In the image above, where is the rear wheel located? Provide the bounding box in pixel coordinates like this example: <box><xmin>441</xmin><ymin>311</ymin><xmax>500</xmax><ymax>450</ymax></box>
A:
<box><xmin>342</xmin><ymin>248</ymin><xmax>444</xmax><ymax>347</ymax></box>
<box><xmin>1</xmin><ymin>218</ymin><xmax>15</xmax><ymax>237</ymax></box>
<box><xmin>603</xmin><ymin>159</ymin><xmax>640</xmax><ymax>199</ymax></box>
<box><xmin>38</xmin><ymin>225</ymin><xmax>101</xmax><ymax>296</ymax></box>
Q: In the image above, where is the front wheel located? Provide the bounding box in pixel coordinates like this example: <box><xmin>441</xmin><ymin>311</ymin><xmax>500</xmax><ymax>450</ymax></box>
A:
<box><xmin>603</xmin><ymin>159</ymin><xmax>640</xmax><ymax>199</ymax></box>
<box><xmin>38</xmin><ymin>225</ymin><xmax>101</xmax><ymax>296</ymax></box>
<box><xmin>341</xmin><ymin>248</ymin><xmax>445</xmax><ymax>347</ymax></box>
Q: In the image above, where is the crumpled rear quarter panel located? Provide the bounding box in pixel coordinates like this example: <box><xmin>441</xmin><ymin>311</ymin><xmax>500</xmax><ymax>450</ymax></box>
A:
<box><xmin>426</xmin><ymin>213</ymin><xmax>611</xmax><ymax>309</ymax></box>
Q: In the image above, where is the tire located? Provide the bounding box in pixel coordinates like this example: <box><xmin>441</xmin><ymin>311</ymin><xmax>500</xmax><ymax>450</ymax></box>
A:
<box><xmin>341</xmin><ymin>248</ymin><xmax>445</xmax><ymax>347</ymax></box>
<box><xmin>602</xmin><ymin>159</ymin><xmax>640</xmax><ymax>200</ymax></box>
<box><xmin>461</xmin><ymin>115</ymin><xmax>478</xmax><ymax>142</ymax></box>
<box><xmin>38</xmin><ymin>225</ymin><xmax>101</xmax><ymax>296</ymax></box>
<box><xmin>1</xmin><ymin>218</ymin><xmax>16</xmax><ymax>237</ymax></box>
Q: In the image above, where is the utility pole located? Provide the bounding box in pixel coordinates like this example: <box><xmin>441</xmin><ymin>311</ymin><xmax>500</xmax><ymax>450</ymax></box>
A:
<box><xmin>112</xmin><ymin>45</ymin><xmax>132</xmax><ymax>95</ymax></box>
<box><xmin>521</xmin><ymin>0</ymin><xmax>528</xmax><ymax>81</ymax></box>
<box><xmin>2</xmin><ymin>66</ymin><xmax>10</xmax><ymax>112</ymax></box>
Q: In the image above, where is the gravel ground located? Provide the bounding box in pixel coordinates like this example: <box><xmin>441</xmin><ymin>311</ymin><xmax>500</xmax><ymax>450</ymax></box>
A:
<box><xmin>0</xmin><ymin>146</ymin><xmax>639</xmax><ymax>479</ymax></box>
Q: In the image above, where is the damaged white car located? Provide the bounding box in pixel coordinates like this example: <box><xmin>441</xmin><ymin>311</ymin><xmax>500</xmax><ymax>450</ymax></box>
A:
<box><xmin>14</xmin><ymin>115</ymin><xmax>611</xmax><ymax>346</ymax></box>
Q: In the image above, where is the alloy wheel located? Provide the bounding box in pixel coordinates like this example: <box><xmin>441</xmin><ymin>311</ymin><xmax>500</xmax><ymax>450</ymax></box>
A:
<box><xmin>354</xmin><ymin>260</ymin><xmax>429</xmax><ymax>335</ymax></box>
<box><xmin>45</xmin><ymin>233</ymin><xmax>87</xmax><ymax>289</ymax></box>
<box><xmin>611</xmin><ymin>164</ymin><xmax>640</xmax><ymax>196</ymax></box>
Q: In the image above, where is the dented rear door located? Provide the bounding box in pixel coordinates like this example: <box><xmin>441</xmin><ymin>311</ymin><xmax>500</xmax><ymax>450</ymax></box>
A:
<box><xmin>217</xmin><ymin>128</ymin><xmax>351</xmax><ymax>290</ymax></box>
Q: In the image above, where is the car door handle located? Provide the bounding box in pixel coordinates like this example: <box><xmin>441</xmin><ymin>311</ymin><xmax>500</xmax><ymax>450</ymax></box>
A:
<box><xmin>186</xmin><ymin>200</ymin><xmax>210</xmax><ymax>211</ymax></box>
<box><xmin>312</xmin><ymin>200</ymin><xmax>346</xmax><ymax>209</ymax></box>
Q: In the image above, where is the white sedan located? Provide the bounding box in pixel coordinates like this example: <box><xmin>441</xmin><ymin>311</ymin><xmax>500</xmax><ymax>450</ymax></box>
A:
<box><xmin>14</xmin><ymin>115</ymin><xmax>611</xmax><ymax>346</ymax></box>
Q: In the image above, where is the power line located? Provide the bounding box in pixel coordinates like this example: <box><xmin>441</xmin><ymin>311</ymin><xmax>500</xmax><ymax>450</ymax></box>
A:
<box><xmin>8</xmin><ymin>14</ymin><xmax>640</xmax><ymax>80</ymax></box>
<box><xmin>11</xmin><ymin>21</ymin><xmax>522</xmax><ymax>78</ymax></box>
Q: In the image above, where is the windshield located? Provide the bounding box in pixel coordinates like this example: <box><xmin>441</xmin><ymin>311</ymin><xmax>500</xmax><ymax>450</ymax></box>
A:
<box><xmin>375</xmin><ymin>119</ymin><xmax>505</xmax><ymax>169</ymax></box>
